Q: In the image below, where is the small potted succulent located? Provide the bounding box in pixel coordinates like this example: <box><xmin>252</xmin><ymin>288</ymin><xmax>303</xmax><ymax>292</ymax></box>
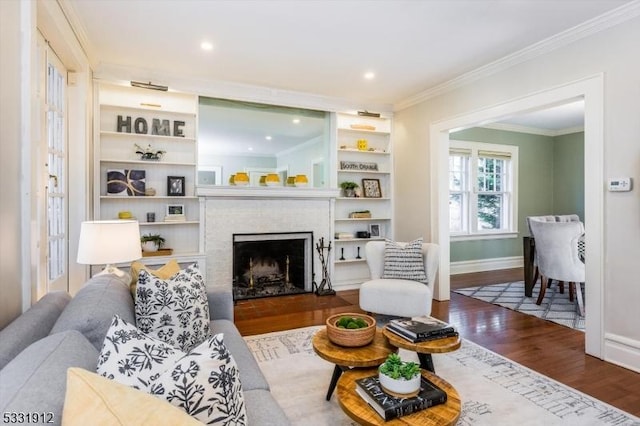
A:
<box><xmin>340</xmin><ymin>181</ymin><xmax>359</xmax><ymax>197</ymax></box>
<box><xmin>140</xmin><ymin>233</ymin><xmax>165</xmax><ymax>252</ymax></box>
<box><xmin>378</xmin><ymin>353</ymin><xmax>421</xmax><ymax>396</ymax></box>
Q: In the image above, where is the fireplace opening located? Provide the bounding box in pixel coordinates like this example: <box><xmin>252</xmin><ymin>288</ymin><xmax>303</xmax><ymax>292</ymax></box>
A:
<box><xmin>233</xmin><ymin>232</ymin><xmax>313</xmax><ymax>301</ymax></box>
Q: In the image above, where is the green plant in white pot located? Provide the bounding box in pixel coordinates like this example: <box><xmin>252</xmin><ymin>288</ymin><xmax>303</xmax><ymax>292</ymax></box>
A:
<box><xmin>140</xmin><ymin>233</ymin><xmax>165</xmax><ymax>252</ymax></box>
<box><xmin>378</xmin><ymin>353</ymin><xmax>421</xmax><ymax>396</ymax></box>
<box><xmin>340</xmin><ymin>181</ymin><xmax>359</xmax><ymax>197</ymax></box>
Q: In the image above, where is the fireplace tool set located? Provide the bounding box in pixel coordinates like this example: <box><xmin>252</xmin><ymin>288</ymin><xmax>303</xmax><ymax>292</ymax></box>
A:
<box><xmin>314</xmin><ymin>237</ymin><xmax>335</xmax><ymax>296</ymax></box>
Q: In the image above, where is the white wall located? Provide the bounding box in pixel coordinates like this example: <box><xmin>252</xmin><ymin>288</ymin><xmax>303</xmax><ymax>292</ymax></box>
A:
<box><xmin>394</xmin><ymin>17</ymin><xmax>640</xmax><ymax>371</ymax></box>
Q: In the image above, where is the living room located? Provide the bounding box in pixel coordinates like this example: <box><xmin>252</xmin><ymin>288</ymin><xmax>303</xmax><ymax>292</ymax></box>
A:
<box><xmin>1</xmin><ymin>0</ymin><xmax>639</xmax><ymax>423</ymax></box>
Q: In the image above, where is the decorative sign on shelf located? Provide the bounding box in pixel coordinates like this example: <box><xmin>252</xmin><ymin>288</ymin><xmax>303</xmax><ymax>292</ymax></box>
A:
<box><xmin>117</xmin><ymin>115</ymin><xmax>185</xmax><ymax>137</ymax></box>
<box><xmin>340</xmin><ymin>161</ymin><xmax>379</xmax><ymax>172</ymax></box>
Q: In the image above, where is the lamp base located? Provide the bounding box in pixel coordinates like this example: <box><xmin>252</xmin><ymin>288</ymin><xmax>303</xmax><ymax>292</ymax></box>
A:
<box><xmin>94</xmin><ymin>265</ymin><xmax>131</xmax><ymax>285</ymax></box>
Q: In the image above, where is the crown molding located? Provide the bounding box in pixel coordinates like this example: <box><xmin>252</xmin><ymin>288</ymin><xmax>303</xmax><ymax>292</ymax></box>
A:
<box><xmin>55</xmin><ymin>0</ymin><xmax>97</xmax><ymax>67</ymax></box>
<box><xmin>394</xmin><ymin>1</ymin><xmax>640</xmax><ymax>111</ymax></box>
<box><xmin>481</xmin><ymin>122</ymin><xmax>584</xmax><ymax>137</ymax></box>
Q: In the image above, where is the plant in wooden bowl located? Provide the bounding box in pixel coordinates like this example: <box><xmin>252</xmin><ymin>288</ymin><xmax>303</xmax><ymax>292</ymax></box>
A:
<box><xmin>140</xmin><ymin>233</ymin><xmax>165</xmax><ymax>252</ymax></box>
<box><xmin>325</xmin><ymin>313</ymin><xmax>376</xmax><ymax>347</ymax></box>
<box><xmin>378</xmin><ymin>353</ymin><xmax>422</xmax><ymax>397</ymax></box>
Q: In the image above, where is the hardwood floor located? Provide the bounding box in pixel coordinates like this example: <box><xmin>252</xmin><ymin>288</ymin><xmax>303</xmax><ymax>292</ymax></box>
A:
<box><xmin>233</xmin><ymin>268</ymin><xmax>640</xmax><ymax>417</ymax></box>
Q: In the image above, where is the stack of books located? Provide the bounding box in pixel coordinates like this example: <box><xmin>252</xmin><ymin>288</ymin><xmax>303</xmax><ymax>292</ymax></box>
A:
<box><xmin>164</xmin><ymin>214</ymin><xmax>186</xmax><ymax>222</ymax></box>
<box><xmin>355</xmin><ymin>374</ymin><xmax>447</xmax><ymax>421</ymax></box>
<box><xmin>386</xmin><ymin>317</ymin><xmax>458</xmax><ymax>343</ymax></box>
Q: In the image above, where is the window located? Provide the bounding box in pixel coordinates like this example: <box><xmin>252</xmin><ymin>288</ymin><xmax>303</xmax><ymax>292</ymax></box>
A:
<box><xmin>449</xmin><ymin>140</ymin><xmax>518</xmax><ymax>240</ymax></box>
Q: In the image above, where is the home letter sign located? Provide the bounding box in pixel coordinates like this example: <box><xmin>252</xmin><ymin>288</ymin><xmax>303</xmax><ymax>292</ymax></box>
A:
<box><xmin>116</xmin><ymin>115</ymin><xmax>186</xmax><ymax>138</ymax></box>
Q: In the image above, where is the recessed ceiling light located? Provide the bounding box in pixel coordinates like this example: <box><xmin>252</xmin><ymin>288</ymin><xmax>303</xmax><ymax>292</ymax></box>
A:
<box><xmin>364</xmin><ymin>71</ymin><xmax>375</xmax><ymax>80</ymax></box>
<box><xmin>265</xmin><ymin>136</ymin><xmax>272</xmax><ymax>140</ymax></box>
<box><xmin>201</xmin><ymin>41</ymin><xmax>214</xmax><ymax>51</ymax></box>
<box><xmin>292</xmin><ymin>118</ymin><xmax>300</xmax><ymax>124</ymax></box>
<box><xmin>248</xmin><ymin>147</ymin><xmax>253</xmax><ymax>151</ymax></box>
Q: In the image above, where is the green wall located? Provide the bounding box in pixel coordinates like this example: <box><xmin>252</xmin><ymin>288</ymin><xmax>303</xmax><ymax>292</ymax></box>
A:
<box><xmin>449</xmin><ymin>128</ymin><xmax>584</xmax><ymax>262</ymax></box>
<box><xmin>553</xmin><ymin>132</ymin><xmax>585</xmax><ymax>220</ymax></box>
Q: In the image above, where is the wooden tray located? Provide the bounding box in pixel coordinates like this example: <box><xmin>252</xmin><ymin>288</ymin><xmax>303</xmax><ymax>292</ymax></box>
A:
<box><xmin>142</xmin><ymin>248</ymin><xmax>173</xmax><ymax>257</ymax></box>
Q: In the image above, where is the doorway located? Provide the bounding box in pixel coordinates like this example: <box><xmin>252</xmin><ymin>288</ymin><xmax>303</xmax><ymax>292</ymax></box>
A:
<box><xmin>430</xmin><ymin>75</ymin><xmax>603</xmax><ymax>358</ymax></box>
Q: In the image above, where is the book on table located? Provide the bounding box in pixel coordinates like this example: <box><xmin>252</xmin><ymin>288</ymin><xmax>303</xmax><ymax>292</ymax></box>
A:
<box><xmin>355</xmin><ymin>374</ymin><xmax>447</xmax><ymax>421</ymax></box>
<box><xmin>387</xmin><ymin>317</ymin><xmax>457</xmax><ymax>341</ymax></box>
<box><xmin>386</xmin><ymin>324</ymin><xmax>459</xmax><ymax>343</ymax></box>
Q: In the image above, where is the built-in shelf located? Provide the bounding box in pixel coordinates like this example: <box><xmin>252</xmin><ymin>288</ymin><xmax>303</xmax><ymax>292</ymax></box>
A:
<box><xmin>335</xmin><ymin>218</ymin><xmax>391</xmax><ymax>222</ymax></box>
<box><xmin>334</xmin><ymin>237</ymin><xmax>385</xmax><ymax>243</ymax></box>
<box><xmin>335</xmin><ymin>258</ymin><xmax>367</xmax><ymax>264</ymax></box>
<box><xmin>100</xmin><ymin>130</ymin><xmax>196</xmax><ymax>142</ymax></box>
<box><xmin>100</xmin><ymin>159</ymin><xmax>196</xmax><ymax>166</ymax></box>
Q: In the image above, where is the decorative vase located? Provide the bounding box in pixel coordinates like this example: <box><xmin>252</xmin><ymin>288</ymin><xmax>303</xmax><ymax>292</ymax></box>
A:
<box><xmin>141</xmin><ymin>241</ymin><xmax>158</xmax><ymax>252</ymax></box>
<box><xmin>234</xmin><ymin>172</ymin><xmax>249</xmax><ymax>186</ymax></box>
<box><xmin>259</xmin><ymin>175</ymin><xmax>267</xmax><ymax>186</ymax></box>
<box><xmin>294</xmin><ymin>174</ymin><xmax>308</xmax><ymax>187</ymax></box>
<box><xmin>344</xmin><ymin>188</ymin><xmax>355</xmax><ymax>197</ymax></box>
<box><xmin>378</xmin><ymin>372</ymin><xmax>421</xmax><ymax>397</ymax></box>
<box><xmin>265</xmin><ymin>173</ymin><xmax>280</xmax><ymax>186</ymax></box>
<box><xmin>286</xmin><ymin>176</ymin><xmax>296</xmax><ymax>186</ymax></box>
<box><xmin>229</xmin><ymin>174</ymin><xmax>236</xmax><ymax>185</ymax></box>
<box><xmin>357</xmin><ymin>139</ymin><xmax>368</xmax><ymax>151</ymax></box>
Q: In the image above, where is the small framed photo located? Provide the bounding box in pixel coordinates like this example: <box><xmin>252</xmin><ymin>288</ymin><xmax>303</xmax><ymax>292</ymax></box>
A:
<box><xmin>166</xmin><ymin>204</ymin><xmax>184</xmax><ymax>216</ymax></box>
<box><xmin>369</xmin><ymin>223</ymin><xmax>382</xmax><ymax>238</ymax></box>
<box><xmin>167</xmin><ymin>176</ymin><xmax>185</xmax><ymax>196</ymax></box>
<box><xmin>362</xmin><ymin>178</ymin><xmax>382</xmax><ymax>198</ymax></box>
<box><xmin>197</xmin><ymin>166</ymin><xmax>222</xmax><ymax>186</ymax></box>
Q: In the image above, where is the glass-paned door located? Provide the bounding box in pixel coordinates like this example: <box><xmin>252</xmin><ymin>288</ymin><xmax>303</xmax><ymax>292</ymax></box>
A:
<box><xmin>43</xmin><ymin>44</ymin><xmax>68</xmax><ymax>293</ymax></box>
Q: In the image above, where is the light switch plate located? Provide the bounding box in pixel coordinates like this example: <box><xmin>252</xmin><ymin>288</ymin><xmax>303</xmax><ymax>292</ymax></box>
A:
<box><xmin>607</xmin><ymin>177</ymin><xmax>632</xmax><ymax>192</ymax></box>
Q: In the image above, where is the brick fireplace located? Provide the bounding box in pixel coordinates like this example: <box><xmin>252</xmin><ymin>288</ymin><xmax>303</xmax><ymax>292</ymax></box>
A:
<box><xmin>203</xmin><ymin>192</ymin><xmax>335</xmax><ymax>297</ymax></box>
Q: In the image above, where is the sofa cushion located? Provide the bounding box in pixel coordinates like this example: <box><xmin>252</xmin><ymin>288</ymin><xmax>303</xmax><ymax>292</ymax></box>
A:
<box><xmin>96</xmin><ymin>315</ymin><xmax>186</xmax><ymax>391</ymax></box>
<box><xmin>62</xmin><ymin>368</ymin><xmax>202</xmax><ymax>426</ymax></box>
<box><xmin>243</xmin><ymin>389</ymin><xmax>291</xmax><ymax>425</ymax></box>
<box><xmin>50</xmin><ymin>275</ymin><xmax>135</xmax><ymax>350</ymax></box>
<box><xmin>0</xmin><ymin>330</ymin><xmax>98</xmax><ymax>423</ymax></box>
<box><xmin>0</xmin><ymin>291</ymin><xmax>71</xmax><ymax>370</ymax></box>
<box><xmin>382</xmin><ymin>238</ymin><xmax>428</xmax><ymax>283</ymax></box>
<box><xmin>135</xmin><ymin>264</ymin><xmax>209</xmax><ymax>351</ymax></box>
<box><xmin>210</xmin><ymin>319</ymin><xmax>270</xmax><ymax>391</ymax></box>
<box><xmin>129</xmin><ymin>259</ymin><xmax>181</xmax><ymax>299</ymax></box>
<box><xmin>150</xmin><ymin>333</ymin><xmax>247</xmax><ymax>425</ymax></box>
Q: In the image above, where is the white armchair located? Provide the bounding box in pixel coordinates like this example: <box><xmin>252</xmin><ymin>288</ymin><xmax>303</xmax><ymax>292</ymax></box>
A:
<box><xmin>359</xmin><ymin>241</ymin><xmax>440</xmax><ymax>318</ymax></box>
<box><xmin>528</xmin><ymin>220</ymin><xmax>585</xmax><ymax>316</ymax></box>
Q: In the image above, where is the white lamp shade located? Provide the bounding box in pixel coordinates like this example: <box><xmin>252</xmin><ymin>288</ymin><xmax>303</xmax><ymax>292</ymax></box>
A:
<box><xmin>77</xmin><ymin>220</ymin><xmax>142</xmax><ymax>265</ymax></box>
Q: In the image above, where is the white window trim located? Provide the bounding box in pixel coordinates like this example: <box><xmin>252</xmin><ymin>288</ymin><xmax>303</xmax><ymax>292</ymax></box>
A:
<box><xmin>449</xmin><ymin>140</ymin><xmax>519</xmax><ymax>240</ymax></box>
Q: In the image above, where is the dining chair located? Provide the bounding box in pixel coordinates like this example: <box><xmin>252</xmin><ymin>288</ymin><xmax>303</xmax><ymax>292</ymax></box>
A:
<box><xmin>528</xmin><ymin>220</ymin><xmax>585</xmax><ymax>316</ymax></box>
<box><xmin>359</xmin><ymin>241</ymin><xmax>440</xmax><ymax>318</ymax></box>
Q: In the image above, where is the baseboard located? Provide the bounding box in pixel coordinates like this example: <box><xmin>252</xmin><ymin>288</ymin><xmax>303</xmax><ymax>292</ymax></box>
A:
<box><xmin>450</xmin><ymin>256</ymin><xmax>524</xmax><ymax>275</ymax></box>
<box><xmin>604</xmin><ymin>332</ymin><xmax>640</xmax><ymax>373</ymax></box>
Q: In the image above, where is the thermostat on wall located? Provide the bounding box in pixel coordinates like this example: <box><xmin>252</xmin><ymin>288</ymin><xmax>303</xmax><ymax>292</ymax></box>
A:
<box><xmin>607</xmin><ymin>177</ymin><xmax>632</xmax><ymax>192</ymax></box>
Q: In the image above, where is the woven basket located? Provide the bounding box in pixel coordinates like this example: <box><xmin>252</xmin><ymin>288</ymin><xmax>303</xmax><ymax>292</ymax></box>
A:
<box><xmin>326</xmin><ymin>313</ymin><xmax>376</xmax><ymax>347</ymax></box>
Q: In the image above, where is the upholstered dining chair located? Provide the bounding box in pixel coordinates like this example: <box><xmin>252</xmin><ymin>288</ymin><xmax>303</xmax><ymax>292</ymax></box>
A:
<box><xmin>359</xmin><ymin>240</ymin><xmax>440</xmax><ymax>318</ymax></box>
<box><xmin>528</xmin><ymin>220</ymin><xmax>585</xmax><ymax>316</ymax></box>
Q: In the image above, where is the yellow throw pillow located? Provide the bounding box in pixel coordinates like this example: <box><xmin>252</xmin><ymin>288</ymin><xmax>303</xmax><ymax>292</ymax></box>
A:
<box><xmin>61</xmin><ymin>368</ymin><xmax>202</xmax><ymax>426</ymax></box>
<box><xmin>129</xmin><ymin>259</ymin><xmax>181</xmax><ymax>298</ymax></box>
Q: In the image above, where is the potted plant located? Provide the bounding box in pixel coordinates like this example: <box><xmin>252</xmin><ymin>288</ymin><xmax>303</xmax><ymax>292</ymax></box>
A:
<box><xmin>340</xmin><ymin>181</ymin><xmax>359</xmax><ymax>197</ymax></box>
<box><xmin>378</xmin><ymin>353</ymin><xmax>421</xmax><ymax>396</ymax></box>
<box><xmin>140</xmin><ymin>233</ymin><xmax>165</xmax><ymax>252</ymax></box>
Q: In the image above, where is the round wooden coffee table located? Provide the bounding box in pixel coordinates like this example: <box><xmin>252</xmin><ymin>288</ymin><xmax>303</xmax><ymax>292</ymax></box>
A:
<box><xmin>383</xmin><ymin>326</ymin><xmax>461</xmax><ymax>373</ymax></box>
<box><xmin>337</xmin><ymin>368</ymin><xmax>461</xmax><ymax>426</ymax></box>
<box><xmin>313</xmin><ymin>327</ymin><xmax>395</xmax><ymax>401</ymax></box>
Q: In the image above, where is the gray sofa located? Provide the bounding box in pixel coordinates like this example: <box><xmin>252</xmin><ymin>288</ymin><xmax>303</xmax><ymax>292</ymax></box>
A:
<box><xmin>0</xmin><ymin>274</ymin><xmax>290</xmax><ymax>425</ymax></box>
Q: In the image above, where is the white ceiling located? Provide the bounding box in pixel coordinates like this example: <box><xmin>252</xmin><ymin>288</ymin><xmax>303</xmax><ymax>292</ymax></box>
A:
<box><xmin>67</xmin><ymin>0</ymin><xmax>630</xmax><ymax>108</ymax></box>
<box><xmin>65</xmin><ymin>1</ymin><xmax>635</xmax><ymax>142</ymax></box>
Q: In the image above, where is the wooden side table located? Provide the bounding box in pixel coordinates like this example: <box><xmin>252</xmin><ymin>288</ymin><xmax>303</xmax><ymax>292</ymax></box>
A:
<box><xmin>312</xmin><ymin>328</ymin><xmax>395</xmax><ymax>401</ymax></box>
<box><xmin>382</xmin><ymin>327</ymin><xmax>461</xmax><ymax>373</ymax></box>
<box><xmin>337</xmin><ymin>368</ymin><xmax>461</xmax><ymax>426</ymax></box>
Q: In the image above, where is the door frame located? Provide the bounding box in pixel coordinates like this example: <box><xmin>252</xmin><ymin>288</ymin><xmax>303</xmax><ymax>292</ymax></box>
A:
<box><xmin>429</xmin><ymin>74</ymin><xmax>604</xmax><ymax>358</ymax></box>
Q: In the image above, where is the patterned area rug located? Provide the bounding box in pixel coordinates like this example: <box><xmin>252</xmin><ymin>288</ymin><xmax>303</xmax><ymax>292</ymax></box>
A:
<box><xmin>453</xmin><ymin>280</ymin><xmax>585</xmax><ymax>331</ymax></box>
<box><xmin>244</xmin><ymin>326</ymin><xmax>639</xmax><ymax>426</ymax></box>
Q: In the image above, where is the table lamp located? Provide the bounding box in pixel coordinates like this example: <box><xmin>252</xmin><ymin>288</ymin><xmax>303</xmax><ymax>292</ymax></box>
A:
<box><xmin>77</xmin><ymin>220</ymin><xmax>142</xmax><ymax>281</ymax></box>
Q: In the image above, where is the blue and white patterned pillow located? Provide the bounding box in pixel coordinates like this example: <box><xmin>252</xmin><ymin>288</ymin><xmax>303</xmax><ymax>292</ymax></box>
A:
<box><xmin>382</xmin><ymin>238</ymin><xmax>428</xmax><ymax>283</ymax></box>
<box><xmin>135</xmin><ymin>264</ymin><xmax>210</xmax><ymax>352</ymax></box>
<box><xmin>150</xmin><ymin>333</ymin><xmax>247</xmax><ymax>425</ymax></box>
<box><xmin>96</xmin><ymin>315</ymin><xmax>186</xmax><ymax>391</ymax></box>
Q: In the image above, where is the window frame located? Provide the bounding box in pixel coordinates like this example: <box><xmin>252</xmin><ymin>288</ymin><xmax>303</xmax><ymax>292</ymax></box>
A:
<box><xmin>449</xmin><ymin>140</ymin><xmax>519</xmax><ymax>241</ymax></box>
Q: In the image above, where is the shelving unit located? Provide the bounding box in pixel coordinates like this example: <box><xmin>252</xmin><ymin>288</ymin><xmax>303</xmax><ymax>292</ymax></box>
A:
<box><xmin>94</xmin><ymin>83</ymin><xmax>206</xmax><ymax>271</ymax></box>
<box><xmin>333</xmin><ymin>113</ymin><xmax>393</xmax><ymax>287</ymax></box>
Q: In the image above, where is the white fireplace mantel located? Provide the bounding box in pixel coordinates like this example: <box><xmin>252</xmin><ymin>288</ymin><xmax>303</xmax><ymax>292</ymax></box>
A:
<box><xmin>198</xmin><ymin>186</ymin><xmax>339</xmax><ymax>199</ymax></box>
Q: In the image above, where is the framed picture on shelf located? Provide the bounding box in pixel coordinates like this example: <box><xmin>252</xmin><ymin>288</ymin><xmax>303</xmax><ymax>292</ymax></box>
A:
<box><xmin>167</xmin><ymin>176</ymin><xmax>185</xmax><ymax>196</ymax></box>
<box><xmin>362</xmin><ymin>178</ymin><xmax>382</xmax><ymax>198</ymax></box>
<box><xmin>369</xmin><ymin>223</ymin><xmax>383</xmax><ymax>238</ymax></box>
<box><xmin>107</xmin><ymin>169</ymin><xmax>146</xmax><ymax>196</ymax></box>
<box><xmin>166</xmin><ymin>204</ymin><xmax>184</xmax><ymax>216</ymax></box>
